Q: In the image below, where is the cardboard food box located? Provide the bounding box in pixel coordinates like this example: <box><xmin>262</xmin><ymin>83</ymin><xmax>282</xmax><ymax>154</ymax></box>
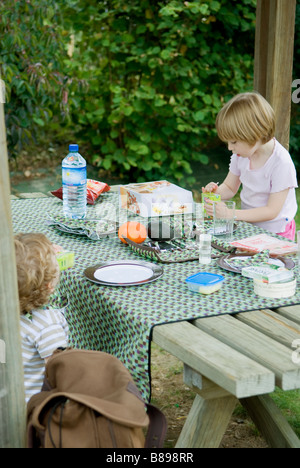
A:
<box><xmin>119</xmin><ymin>180</ymin><xmax>193</xmax><ymax>217</ymax></box>
<box><xmin>201</xmin><ymin>192</ymin><xmax>221</xmax><ymax>216</ymax></box>
<box><xmin>230</xmin><ymin>234</ymin><xmax>298</xmax><ymax>256</ymax></box>
<box><xmin>241</xmin><ymin>263</ymin><xmax>294</xmax><ymax>283</ymax></box>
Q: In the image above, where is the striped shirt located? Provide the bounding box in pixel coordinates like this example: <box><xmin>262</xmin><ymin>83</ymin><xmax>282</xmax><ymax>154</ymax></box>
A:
<box><xmin>20</xmin><ymin>308</ymin><xmax>69</xmax><ymax>403</ymax></box>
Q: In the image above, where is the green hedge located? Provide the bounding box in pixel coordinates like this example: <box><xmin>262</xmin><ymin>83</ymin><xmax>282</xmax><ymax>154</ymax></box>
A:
<box><xmin>1</xmin><ymin>0</ymin><xmax>268</xmax><ymax>183</ymax></box>
<box><xmin>0</xmin><ymin>1</ymin><xmax>72</xmax><ymax>155</ymax></box>
<box><xmin>66</xmin><ymin>0</ymin><xmax>256</xmax><ymax>183</ymax></box>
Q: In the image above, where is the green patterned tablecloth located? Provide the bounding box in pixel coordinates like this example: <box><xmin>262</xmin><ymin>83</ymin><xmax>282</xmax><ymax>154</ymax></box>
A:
<box><xmin>11</xmin><ymin>194</ymin><xmax>300</xmax><ymax>401</ymax></box>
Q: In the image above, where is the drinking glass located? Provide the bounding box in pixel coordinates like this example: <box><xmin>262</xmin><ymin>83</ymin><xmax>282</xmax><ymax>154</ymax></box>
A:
<box><xmin>213</xmin><ymin>201</ymin><xmax>236</xmax><ymax>240</ymax></box>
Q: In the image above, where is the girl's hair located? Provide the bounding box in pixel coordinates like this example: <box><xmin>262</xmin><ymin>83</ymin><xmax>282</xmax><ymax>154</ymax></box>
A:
<box><xmin>14</xmin><ymin>233</ymin><xmax>59</xmax><ymax>314</ymax></box>
<box><xmin>215</xmin><ymin>92</ymin><xmax>275</xmax><ymax>145</ymax></box>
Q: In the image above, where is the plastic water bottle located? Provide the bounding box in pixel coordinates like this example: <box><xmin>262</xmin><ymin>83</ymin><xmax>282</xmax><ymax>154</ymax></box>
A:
<box><xmin>62</xmin><ymin>144</ymin><xmax>87</xmax><ymax>219</ymax></box>
<box><xmin>199</xmin><ymin>234</ymin><xmax>212</xmax><ymax>265</ymax></box>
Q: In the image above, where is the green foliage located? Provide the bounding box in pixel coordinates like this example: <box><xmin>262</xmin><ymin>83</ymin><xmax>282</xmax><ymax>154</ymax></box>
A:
<box><xmin>1</xmin><ymin>0</ymin><xmax>258</xmax><ymax>181</ymax></box>
<box><xmin>290</xmin><ymin>2</ymin><xmax>300</xmax><ymax>166</ymax></box>
<box><xmin>63</xmin><ymin>0</ymin><xmax>256</xmax><ymax>183</ymax></box>
<box><xmin>0</xmin><ymin>0</ymin><xmax>79</xmax><ymax>157</ymax></box>
<box><xmin>271</xmin><ymin>389</ymin><xmax>300</xmax><ymax>438</ymax></box>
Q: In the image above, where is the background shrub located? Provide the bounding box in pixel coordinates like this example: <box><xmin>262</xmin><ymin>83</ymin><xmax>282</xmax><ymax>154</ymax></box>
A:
<box><xmin>0</xmin><ymin>0</ymin><xmax>77</xmax><ymax>156</ymax></box>
<box><xmin>65</xmin><ymin>0</ymin><xmax>256</xmax><ymax>184</ymax></box>
<box><xmin>2</xmin><ymin>0</ymin><xmax>299</xmax><ymax>182</ymax></box>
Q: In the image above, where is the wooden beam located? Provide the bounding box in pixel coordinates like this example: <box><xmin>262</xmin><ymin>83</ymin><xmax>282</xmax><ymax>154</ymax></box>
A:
<box><xmin>236</xmin><ymin>309</ymin><xmax>300</xmax><ymax>348</ymax></box>
<box><xmin>0</xmin><ymin>101</ymin><xmax>26</xmax><ymax>447</ymax></box>
<box><xmin>254</xmin><ymin>0</ymin><xmax>296</xmax><ymax>149</ymax></box>
<box><xmin>194</xmin><ymin>314</ymin><xmax>300</xmax><ymax>391</ymax></box>
<box><xmin>176</xmin><ymin>392</ymin><xmax>237</xmax><ymax>448</ymax></box>
<box><xmin>152</xmin><ymin>321</ymin><xmax>274</xmax><ymax>398</ymax></box>
<box><xmin>254</xmin><ymin>0</ymin><xmax>270</xmax><ymax>97</ymax></box>
<box><xmin>241</xmin><ymin>395</ymin><xmax>300</xmax><ymax>448</ymax></box>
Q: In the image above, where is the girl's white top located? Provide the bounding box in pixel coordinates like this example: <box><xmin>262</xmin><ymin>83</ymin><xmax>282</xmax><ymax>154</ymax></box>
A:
<box><xmin>229</xmin><ymin>139</ymin><xmax>298</xmax><ymax>233</ymax></box>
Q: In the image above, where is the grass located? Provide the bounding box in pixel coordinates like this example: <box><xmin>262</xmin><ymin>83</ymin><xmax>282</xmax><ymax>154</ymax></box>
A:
<box><xmin>271</xmin><ymin>389</ymin><xmax>300</xmax><ymax>438</ymax></box>
<box><xmin>295</xmin><ymin>188</ymin><xmax>300</xmax><ymax>230</ymax></box>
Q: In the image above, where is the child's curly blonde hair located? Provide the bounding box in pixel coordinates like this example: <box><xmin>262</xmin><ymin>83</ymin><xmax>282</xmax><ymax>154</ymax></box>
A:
<box><xmin>216</xmin><ymin>92</ymin><xmax>275</xmax><ymax>146</ymax></box>
<box><xmin>14</xmin><ymin>233</ymin><xmax>60</xmax><ymax>314</ymax></box>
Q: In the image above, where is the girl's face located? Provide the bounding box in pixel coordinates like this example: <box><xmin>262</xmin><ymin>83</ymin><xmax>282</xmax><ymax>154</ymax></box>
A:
<box><xmin>227</xmin><ymin>140</ymin><xmax>260</xmax><ymax>159</ymax></box>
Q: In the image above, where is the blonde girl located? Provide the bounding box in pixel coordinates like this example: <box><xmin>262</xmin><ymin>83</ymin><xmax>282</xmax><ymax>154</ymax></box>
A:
<box><xmin>203</xmin><ymin>92</ymin><xmax>298</xmax><ymax>240</ymax></box>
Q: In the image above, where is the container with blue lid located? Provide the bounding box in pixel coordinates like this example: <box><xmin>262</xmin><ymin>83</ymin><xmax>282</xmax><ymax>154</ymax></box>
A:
<box><xmin>185</xmin><ymin>272</ymin><xmax>224</xmax><ymax>295</ymax></box>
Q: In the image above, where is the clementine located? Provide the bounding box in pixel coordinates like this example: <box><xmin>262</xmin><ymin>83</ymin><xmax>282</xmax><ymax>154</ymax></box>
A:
<box><xmin>118</xmin><ymin>221</ymin><xmax>148</xmax><ymax>244</ymax></box>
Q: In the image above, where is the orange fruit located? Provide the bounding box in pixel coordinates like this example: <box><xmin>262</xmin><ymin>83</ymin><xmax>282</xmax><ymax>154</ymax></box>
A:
<box><xmin>118</xmin><ymin>221</ymin><xmax>147</xmax><ymax>244</ymax></box>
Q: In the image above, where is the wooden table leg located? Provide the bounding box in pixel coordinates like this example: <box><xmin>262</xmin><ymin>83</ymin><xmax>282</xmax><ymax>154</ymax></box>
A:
<box><xmin>176</xmin><ymin>366</ymin><xmax>237</xmax><ymax>448</ymax></box>
<box><xmin>240</xmin><ymin>395</ymin><xmax>300</xmax><ymax>448</ymax></box>
<box><xmin>176</xmin><ymin>392</ymin><xmax>237</xmax><ymax>448</ymax></box>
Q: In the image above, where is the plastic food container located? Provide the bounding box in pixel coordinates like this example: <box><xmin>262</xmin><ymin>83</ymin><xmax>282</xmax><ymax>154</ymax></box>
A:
<box><xmin>185</xmin><ymin>272</ymin><xmax>224</xmax><ymax>295</ymax></box>
<box><xmin>253</xmin><ymin>278</ymin><xmax>296</xmax><ymax>298</ymax></box>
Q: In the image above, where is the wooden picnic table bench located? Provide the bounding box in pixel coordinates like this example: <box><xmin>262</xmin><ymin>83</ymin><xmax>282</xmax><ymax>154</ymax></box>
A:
<box><xmin>153</xmin><ymin>305</ymin><xmax>300</xmax><ymax>448</ymax></box>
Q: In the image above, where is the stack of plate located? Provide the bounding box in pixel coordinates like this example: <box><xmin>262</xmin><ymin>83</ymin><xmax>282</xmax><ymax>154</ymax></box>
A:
<box><xmin>253</xmin><ymin>278</ymin><xmax>297</xmax><ymax>298</ymax></box>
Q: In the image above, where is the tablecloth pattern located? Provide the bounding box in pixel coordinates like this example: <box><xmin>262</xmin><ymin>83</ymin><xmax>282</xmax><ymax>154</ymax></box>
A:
<box><xmin>11</xmin><ymin>194</ymin><xmax>300</xmax><ymax>401</ymax></box>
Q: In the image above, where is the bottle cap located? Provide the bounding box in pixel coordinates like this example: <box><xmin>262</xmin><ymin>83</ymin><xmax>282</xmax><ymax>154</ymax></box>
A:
<box><xmin>69</xmin><ymin>144</ymin><xmax>79</xmax><ymax>152</ymax></box>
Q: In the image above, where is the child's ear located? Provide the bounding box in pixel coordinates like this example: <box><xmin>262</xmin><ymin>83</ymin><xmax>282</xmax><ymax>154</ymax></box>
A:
<box><xmin>47</xmin><ymin>283</ymin><xmax>54</xmax><ymax>293</ymax></box>
<box><xmin>47</xmin><ymin>281</ymin><xmax>58</xmax><ymax>293</ymax></box>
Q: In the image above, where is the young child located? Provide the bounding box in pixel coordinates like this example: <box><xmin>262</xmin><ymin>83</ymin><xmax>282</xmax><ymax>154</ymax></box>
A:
<box><xmin>203</xmin><ymin>92</ymin><xmax>298</xmax><ymax>240</ymax></box>
<box><xmin>15</xmin><ymin>233</ymin><xmax>69</xmax><ymax>402</ymax></box>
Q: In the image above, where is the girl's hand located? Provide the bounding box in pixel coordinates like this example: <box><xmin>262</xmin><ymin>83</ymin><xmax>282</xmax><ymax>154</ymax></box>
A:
<box><xmin>204</xmin><ymin>200</ymin><xmax>231</xmax><ymax>219</ymax></box>
<box><xmin>204</xmin><ymin>198</ymin><xmax>214</xmax><ymax>217</ymax></box>
<box><xmin>202</xmin><ymin>182</ymin><xmax>219</xmax><ymax>193</ymax></box>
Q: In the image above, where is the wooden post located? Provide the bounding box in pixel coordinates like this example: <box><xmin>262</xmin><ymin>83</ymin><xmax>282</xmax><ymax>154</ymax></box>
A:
<box><xmin>0</xmin><ymin>100</ymin><xmax>26</xmax><ymax>447</ymax></box>
<box><xmin>254</xmin><ymin>0</ymin><xmax>296</xmax><ymax>150</ymax></box>
<box><xmin>241</xmin><ymin>395</ymin><xmax>300</xmax><ymax>448</ymax></box>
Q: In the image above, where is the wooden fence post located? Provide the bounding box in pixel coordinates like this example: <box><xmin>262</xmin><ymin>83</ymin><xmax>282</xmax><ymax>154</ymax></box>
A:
<box><xmin>0</xmin><ymin>100</ymin><xmax>26</xmax><ymax>447</ymax></box>
<box><xmin>254</xmin><ymin>0</ymin><xmax>296</xmax><ymax>150</ymax></box>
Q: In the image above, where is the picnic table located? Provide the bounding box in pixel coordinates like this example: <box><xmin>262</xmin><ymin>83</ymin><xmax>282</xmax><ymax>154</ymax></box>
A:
<box><xmin>153</xmin><ymin>307</ymin><xmax>300</xmax><ymax>448</ymax></box>
<box><xmin>11</xmin><ymin>190</ymin><xmax>300</xmax><ymax>448</ymax></box>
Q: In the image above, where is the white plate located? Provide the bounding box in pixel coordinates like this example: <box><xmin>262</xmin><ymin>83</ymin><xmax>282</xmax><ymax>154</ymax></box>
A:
<box><xmin>94</xmin><ymin>264</ymin><xmax>153</xmax><ymax>283</ymax></box>
<box><xmin>84</xmin><ymin>260</ymin><xmax>163</xmax><ymax>286</ymax></box>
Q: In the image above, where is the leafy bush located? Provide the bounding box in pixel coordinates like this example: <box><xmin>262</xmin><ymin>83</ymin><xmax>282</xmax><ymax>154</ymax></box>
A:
<box><xmin>3</xmin><ymin>1</ymin><xmax>300</xmax><ymax>181</ymax></box>
<box><xmin>65</xmin><ymin>0</ymin><xmax>256</xmax><ymax>183</ymax></box>
<box><xmin>290</xmin><ymin>2</ymin><xmax>300</xmax><ymax>166</ymax></box>
<box><xmin>0</xmin><ymin>0</ymin><xmax>77</xmax><ymax>157</ymax></box>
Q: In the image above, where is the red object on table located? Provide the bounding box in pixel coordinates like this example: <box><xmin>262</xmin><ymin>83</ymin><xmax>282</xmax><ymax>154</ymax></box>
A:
<box><xmin>51</xmin><ymin>179</ymin><xmax>110</xmax><ymax>205</ymax></box>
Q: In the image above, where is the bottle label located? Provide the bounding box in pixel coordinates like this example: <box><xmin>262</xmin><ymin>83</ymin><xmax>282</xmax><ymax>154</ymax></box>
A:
<box><xmin>62</xmin><ymin>167</ymin><xmax>86</xmax><ymax>186</ymax></box>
